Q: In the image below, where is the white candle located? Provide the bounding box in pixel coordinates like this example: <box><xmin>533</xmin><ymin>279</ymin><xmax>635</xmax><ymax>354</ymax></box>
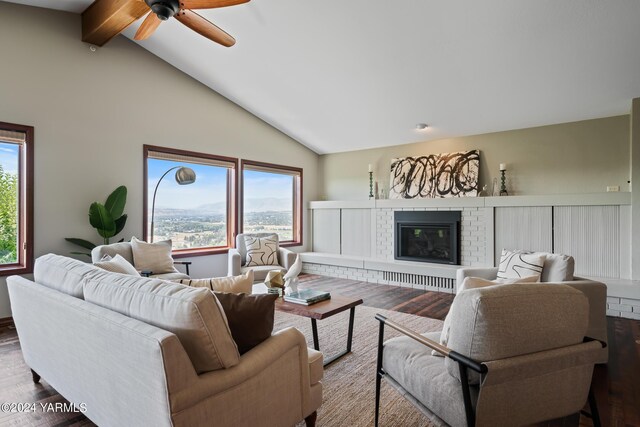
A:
<box><xmin>499</xmin><ymin>163</ymin><xmax>506</xmax><ymax>171</ymax></box>
<box><xmin>368</xmin><ymin>164</ymin><xmax>372</xmax><ymax>172</ymax></box>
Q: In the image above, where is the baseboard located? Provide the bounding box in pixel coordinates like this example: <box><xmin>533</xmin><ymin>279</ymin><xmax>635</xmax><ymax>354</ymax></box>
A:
<box><xmin>0</xmin><ymin>316</ymin><xmax>14</xmax><ymax>328</ymax></box>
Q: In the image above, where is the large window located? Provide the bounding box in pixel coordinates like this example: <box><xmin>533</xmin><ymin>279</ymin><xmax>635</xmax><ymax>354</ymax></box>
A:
<box><xmin>144</xmin><ymin>145</ymin><xmax>237</xmax><ymax>256</ymax></box>
<box><xmin>241</xmin><ymin>160</ymin><xmax>302</xmax><ymax>246</ymax></box>
<box><xmin>0</xmin><ymin>122</ymin><xmax>33</xmax><ymax>275</ymax></box>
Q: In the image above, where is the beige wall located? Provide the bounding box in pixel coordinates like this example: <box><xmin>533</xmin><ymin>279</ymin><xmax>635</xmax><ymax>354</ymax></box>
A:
<box><xmin>0</xmin><ymin>2</ymin><xmax>319</xmax><ymax>318</ymax></box>
<box><xmin>320</xmin><ymin>115</ymin><xmax>630</xmax><ymax>200</ymax></box>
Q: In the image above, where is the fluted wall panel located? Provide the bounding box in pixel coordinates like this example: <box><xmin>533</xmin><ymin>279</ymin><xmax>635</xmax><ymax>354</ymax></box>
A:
<box><xmin>494</xmin><ymin>207</ymin><xmax>553</xmax><ymax>263</ymax></box>
<box><xmin>554</xmin><ymin>206</ymin><xmax>620</xmax><ymax>278</ymax></box>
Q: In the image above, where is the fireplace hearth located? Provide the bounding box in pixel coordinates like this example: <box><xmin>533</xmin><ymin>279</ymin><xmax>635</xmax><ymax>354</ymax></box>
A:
<box><xmin>394</xmin><ymin>211</ymin><xmax>461</xmax><ymax>265</ymax></box>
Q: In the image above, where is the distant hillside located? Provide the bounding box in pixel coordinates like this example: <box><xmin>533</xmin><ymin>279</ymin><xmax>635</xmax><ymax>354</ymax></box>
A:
<box><xmin>156</xmin><ymin>197</ymin><xmax>291</xmax><ymax>216</ymax></box>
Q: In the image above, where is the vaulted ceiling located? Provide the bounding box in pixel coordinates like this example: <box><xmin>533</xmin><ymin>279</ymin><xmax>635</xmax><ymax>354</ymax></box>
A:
<box><xmin>6</xmin><ymin>0</ymin><xmax>640</xmax><ymax>154</ymax></box>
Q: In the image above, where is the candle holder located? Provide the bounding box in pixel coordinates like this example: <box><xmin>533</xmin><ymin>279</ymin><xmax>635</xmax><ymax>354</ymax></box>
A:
<box><xmin>369</xmin><ymin>171</ymin><xmax>374</xmax><ymax>199</ymax></box>
<box><xmin>499</xmin><ymin>169</ymin><xmax>508</xmax><ymax>196</ymax></box>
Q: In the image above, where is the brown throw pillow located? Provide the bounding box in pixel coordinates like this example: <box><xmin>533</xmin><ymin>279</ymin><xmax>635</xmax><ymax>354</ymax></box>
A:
<box><xmin>213</xmin><ymin>292</ymin><xmax>278</xmax><ymax>355</ymax></box>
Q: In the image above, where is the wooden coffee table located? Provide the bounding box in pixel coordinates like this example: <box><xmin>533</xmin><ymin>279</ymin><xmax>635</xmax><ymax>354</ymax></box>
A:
<box><xmin>276</xmin><ymin>294</ymin><xmax>364</xmax><ymax>366</ymax></box>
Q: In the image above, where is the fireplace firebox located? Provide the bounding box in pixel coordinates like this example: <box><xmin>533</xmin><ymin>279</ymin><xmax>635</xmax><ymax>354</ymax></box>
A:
<box><xmin>394</xmin><ymin>211</ymin><xmax>461</xmax><ymax>265</ymax></box>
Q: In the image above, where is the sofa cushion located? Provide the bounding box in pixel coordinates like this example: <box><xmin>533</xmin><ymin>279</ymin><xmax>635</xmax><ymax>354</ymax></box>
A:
<box><xmin>130</xmin><ymin>237</ymin><xmax>177</xmax><ymax>275</ymax></box>
<box><xmin>536</xmin><ymin>252</ymin><xmax>575</xmax><ymax>282</ymax></box>
<box><xmin>213</xmin><ymin>291</ymin><xmax>278</xmax><ymax>354</ymax></box>
<box><xmin>445</xmin><ymin>283</ymin><xmax>589</xmax><ymax>384</ymax></box>
<box><xmin>34</xmin><ymin>253</ymin><xmax>100</xmax><ymax>298</ymax></box>
<box><xmin>496</xmin><ymin>249</ymin><xmax>545</xmax><ymax>280</ymax></box>
<box><xmin>91</xmin><ymin>241</ymin><xmax>134</xmax><ymax>264</ymax></box>
<box><xmin>94</xmin><ymin>254</ymin><xmax>140</xmax><ymax>276</ymax></box>
<box><xmin>178</xmin><ymin>271</ymin><xmax>253</xmax><ymax>294</ymax></box>
<box><xmin>82</xmin><ymin>270</ymin><xmax>240</xmax><ymax>374</ymax></box>
<box><xmin>151</xmin><ymin>272</ymin><xmax>190</xmax><ymax>281</ymax></box>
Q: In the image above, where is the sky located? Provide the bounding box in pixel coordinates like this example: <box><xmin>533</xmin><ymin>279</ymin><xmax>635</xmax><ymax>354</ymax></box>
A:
<box><xmin>148</xmin><ymin>159</ymin><xmax>293</xmax><ymax>210</ymax></box>
<box><xmin>0</xmin><ymin>142</ymin><xmax>18</xmax><ymax>175</ymax></box>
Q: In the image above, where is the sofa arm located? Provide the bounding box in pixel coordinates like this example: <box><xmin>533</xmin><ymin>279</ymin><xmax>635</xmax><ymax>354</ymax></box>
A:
<box><xmin>228</xmin><ymin>248</ymin><xmax>242</xmax><ymax>276</ymax></box>
<box><xmin>169</xmin><ymin>327</ymin><xmax>317</xmax><ymax>417</ymax></box>
<box><xmin>456</xmin><ymin>267</ymin><xmax>499</xmax><ymax>291</ymax></box>
<box><xmin>278</xmin><ymin>247</ymin><xmax>297</xmax><ymax>271</ymax></box>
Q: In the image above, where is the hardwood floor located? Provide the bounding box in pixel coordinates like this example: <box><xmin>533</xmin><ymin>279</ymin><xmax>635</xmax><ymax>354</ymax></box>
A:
<box><xmin>0</xmin><ymin>274</ymin><xmax>638</xmax><ymax>426</ymax></box>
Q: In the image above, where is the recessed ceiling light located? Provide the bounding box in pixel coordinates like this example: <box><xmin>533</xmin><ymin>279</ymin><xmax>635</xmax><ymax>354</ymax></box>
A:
<box><xmin>415</xmin><ymin>123</ymin><xmax>428</xmax><ymax>130</ymax></box>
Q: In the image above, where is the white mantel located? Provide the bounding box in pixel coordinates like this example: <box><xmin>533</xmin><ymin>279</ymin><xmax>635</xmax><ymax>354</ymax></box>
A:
<box><xmin>303</xmin><ymin>192</ymin><xmax>639</xmax><ymax>314</ymax></box>
<box><xmin>310</xmin><ymin>192</ymin><xmax>631</xmax><ymax>209</ymax></box>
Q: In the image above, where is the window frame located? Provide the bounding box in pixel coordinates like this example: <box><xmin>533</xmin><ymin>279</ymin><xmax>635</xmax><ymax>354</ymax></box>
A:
<box><xmin>143</xmin><ymin>145</ymin><xmax>239</xmax><ymax>258</ymax></box>
<box><xmin>240</xmin><ymin>159</ymin><xmax>303</xmax><ymax>247</ymax></box>
<box><xmin>0</xmin><ymin>121</ymin><xmax>34</xmax><ymax>277</ymax></box>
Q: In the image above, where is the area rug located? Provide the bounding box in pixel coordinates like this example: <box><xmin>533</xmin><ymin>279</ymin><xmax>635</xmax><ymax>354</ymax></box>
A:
<box><xmin>274</xmin><ymin>305</ymin><xmax>444</xmax><ymax>427</ymax></box>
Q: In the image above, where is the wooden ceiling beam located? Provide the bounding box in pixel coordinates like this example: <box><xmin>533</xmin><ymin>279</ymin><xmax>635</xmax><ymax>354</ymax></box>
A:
<box><xmin>82</xmin><ymin>0</ymin><xmax>149</xmax><ymax>46</ymax></box>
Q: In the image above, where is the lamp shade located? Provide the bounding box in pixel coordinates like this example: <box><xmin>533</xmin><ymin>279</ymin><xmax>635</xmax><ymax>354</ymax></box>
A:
<box><xmin>175</xmin><ymin>167</ymin><xmax>196</xmax><ymax>185</ymax></box>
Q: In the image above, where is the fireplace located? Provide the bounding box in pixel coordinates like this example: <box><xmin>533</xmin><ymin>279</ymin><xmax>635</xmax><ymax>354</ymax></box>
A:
<box><xmin>394</xmin><ymin>211</ymin><xmax>461</xmax><ymax>265</ymax></box>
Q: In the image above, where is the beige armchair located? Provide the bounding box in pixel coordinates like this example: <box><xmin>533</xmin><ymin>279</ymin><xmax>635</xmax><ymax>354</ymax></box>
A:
<box><xmin>92</xmin><ymin>241</ymin><xmax>191</xmax><ymax>280</ymax></box>
<box><xmin>456</xmin><ymin>265</ymin><xmax>608</xmax><ymax>363</ymax></box>
<box><xmin>375</xmin><ymin>283</ymin><xmax>605</xmax><ymax>427</ymax></box>
<box><xmin>228</xmin><ymin>233</ymin><xmax>297</xmax><ymax>281</ymax></box>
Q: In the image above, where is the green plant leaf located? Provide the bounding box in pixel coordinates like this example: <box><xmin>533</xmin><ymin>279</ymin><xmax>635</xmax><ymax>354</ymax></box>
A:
<box><xmin>64</xmin><ymin>238</ymin><xmax>97</xmax><ymax>250</ymax></box>
<box><xmin>89</xmin><ymin>202</ymin><xmax>116</xmax><ymax>238</ymax></box>
<box><xmin>70</xmin><ymin>251</ymin><xmax>92</xmax><ymax>259</ymax></box>
<box><xmin>114</xmin><ymin>214</ymin><xmax>127</xmax><ymax>236</ymax></box>
<box><xmin>105</xmin><ymin>186</ymin><xmax>127</xmax><ymax>219</ymax></box>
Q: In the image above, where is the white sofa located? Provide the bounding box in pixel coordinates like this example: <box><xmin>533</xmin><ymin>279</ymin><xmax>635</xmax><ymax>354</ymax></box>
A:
<box><xmin>7</xmin><ymin>254</ymin><xmax>323</xmax><ymax>427</ymax></box>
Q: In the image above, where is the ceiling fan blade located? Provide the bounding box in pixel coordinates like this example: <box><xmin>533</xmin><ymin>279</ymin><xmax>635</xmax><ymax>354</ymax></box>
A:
<box><xmin>175</xmin><ymin>10</ymin><xmax>236</xmax><ymax>47</ymax></box>
<box><xmin>180</xmin><ymin>0</ymin><xmax>249</xmax><ymax>10</ymax></box>
<box><xmin>134</xmin><ymin>12</ymin><xmax>163</xmax><ymax>40</ymax></box>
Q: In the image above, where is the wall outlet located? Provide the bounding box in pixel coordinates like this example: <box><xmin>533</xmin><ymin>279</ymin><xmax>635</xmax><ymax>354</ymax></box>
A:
<box><xmin>606</xmin><ymin>186</ymin><xmax>620</xmax><ymax>192</ymax></box>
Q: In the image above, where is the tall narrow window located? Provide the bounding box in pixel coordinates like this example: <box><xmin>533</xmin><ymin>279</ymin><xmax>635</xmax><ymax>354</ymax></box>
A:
<box><xmin>144</xmin><ymin>145</ymin><xmax>237</xmax><ymax>256</ymax></box>
<box><xmin>0</xmin><ymin>122</ymin><xmax>33</xmax><ymax>275</ymax></box>
<box><xmin>241</xmin><ymin>160</ymin><xmax>302</xmax><ymax>246</ymax></box>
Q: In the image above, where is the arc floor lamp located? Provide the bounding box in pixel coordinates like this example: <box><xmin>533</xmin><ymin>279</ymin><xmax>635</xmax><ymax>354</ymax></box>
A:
<box><xmin>150</xmin><ymin>166</ymin><xmax>196</xmax><ymax>242</ymax></box>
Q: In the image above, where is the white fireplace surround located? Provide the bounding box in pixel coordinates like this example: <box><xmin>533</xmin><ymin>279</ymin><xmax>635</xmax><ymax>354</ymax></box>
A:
<box><xmin>301</xmin><ymin>193</ymin><xmax>640</xmax><ymax>319</ymax></box>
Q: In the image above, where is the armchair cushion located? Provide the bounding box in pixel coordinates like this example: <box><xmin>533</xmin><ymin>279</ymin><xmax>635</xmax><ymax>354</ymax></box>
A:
<box><xmin>536</xmin><ymin>252</ymin><xmax>575</xmax><ymax>282</ymax></box>
<box><xmin>83</xmin><ymin>270</ymin><xmax>240</xmax><ymax>374</ymax></box>
<box><xmin>241</xmin><ymin>265</ymin><xmax>286</xmax><ymax>282</ymax></box>
<box><xmin>130</xmin><ymin>237</ymin><xmax>177</xmax><ymax>274</ymax></box>
<box><xmin>496</xmin><ymin>249</ymin><xmax>545</xmax><ymax>280</ymax></box>
<box><xmin>213</xmin><ymin>291</ymin><xmax>278</xmax><ymax>354</ymax></box>
<box><xmin>94</xmin><ymin>254</ymin><xmax>141</xmax><ymax>276</ymax></box>
<box><xmin>236</xmin><ymin>233</ymin><xmax>280</xmax><ymax>265</ymax></box>
<box><xmin>244</xmin><ymin>234</ymin><xmax>279</xmax><ymax>266</ymax></box>
<box><xmin>383</xmin><ymin>331</ymin><xmax>473</xmax><ymax>427</ymax></box>
<box><xmin>445</xmin><ymin>283</ymin><xmax>589</xmax><ymax>384</ymax></box>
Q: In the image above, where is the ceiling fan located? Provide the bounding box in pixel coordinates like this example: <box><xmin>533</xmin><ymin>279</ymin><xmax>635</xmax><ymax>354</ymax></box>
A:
<box><xmin>134</xmin><ymin>0</ymin><xmax>249</xmax><ymax>47</ymax></box>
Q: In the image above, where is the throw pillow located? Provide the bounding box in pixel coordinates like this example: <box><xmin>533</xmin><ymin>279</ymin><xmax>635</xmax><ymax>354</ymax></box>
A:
<box><xmin>433</xmin><ymin>275</ymin><xmax>539</xmax><ymax>357</ymax></box>
<box><xmin>244</xmin><ymin>234</ymin><xmax>279</xmax><ymax>267</ymax></box>
<box><xmin>213</xmin><ymin>292</ymin><xmax>278</xmax><ymax>354</ymax></box>
<box><xmin>178</xmin><ymin>270</ymin><xmax>254</xmax><ymax>294</ymax></box>
<box><xmin>130</xmin><ymin>237</ymin><xmax>176</xmax><ymax>274</ymax></box>
<box><xmin>93</xmin><ymin>254</ymin><xmax>140</xmax><ymax>276</ymax></box>
<box><xmin>536</xmin><ymin>252</ymin><xmax>575</xmax><ymax>282</ymax></box>
<box><xmin>496</xmin><ymin>249</ymin><xmax>545</xmax><ymax>280</ymax></box>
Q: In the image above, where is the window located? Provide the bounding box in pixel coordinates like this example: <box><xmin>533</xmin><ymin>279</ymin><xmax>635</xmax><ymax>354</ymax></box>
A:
<box><xmin>144</xmin><ymin>145</ymin><xmax>237</xmax><ymax>256</ymax></box>
<box><xmin>0</xmin><ymin>122</ymin><xmax>33</xmax><ymax>276</ymax></box>
<box><xmin>241</xmin><ymin>160</ymin><xmax>302</xmax><ymax>246</ymax></box>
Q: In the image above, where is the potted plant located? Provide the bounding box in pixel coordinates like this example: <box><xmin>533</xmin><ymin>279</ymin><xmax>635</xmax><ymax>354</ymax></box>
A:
<box><xmin>65</xmin><ymin>186</ymin><xmax>128</xmax><ymax>258</ymax></box>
